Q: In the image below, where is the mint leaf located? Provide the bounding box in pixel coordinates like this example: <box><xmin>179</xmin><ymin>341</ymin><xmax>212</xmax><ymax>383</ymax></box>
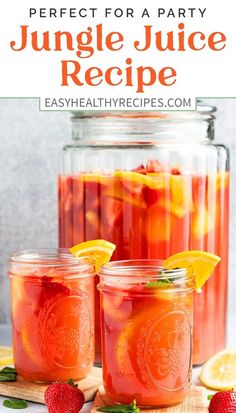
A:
<box><xmin>0</xmin><ymin>367</ymin><xmax>17</xmax><ymax>374</ymax></box>
<box><xmin>207</xmin><ymin>395</ymin><xmax>213</xmax><ymax>400</ymax></box>
<box><xmin>97</xmin><ymin>400</ymin><xmax>140</xmax><ymax>413</ymax></box>
<box><xmin>0</xmin><ymin>366</ymin><xmax>17</xmax><ymax>381</ymax></box>
<box><xmin>3</xmin><ymin>399</ymin><xmax>28</xmax><ymax>409</ymax></box>
<box><xmin>145</xmin><ymin>278</ymin><xmax>172</xmax><ymax>288</ymax></box>
<box><xmin>144</xmin><ymin>267</ymin><xmax>182</xmax><ymax>288</ymax></box>
<box><xmin>0</xmin><ymin>373</ymin><xmax>17</xmax><ymax>382</ymax></box>
<box><xmin>97</xmin><ymin>406</ymin><xmax>131</xmax><ymax>412</ymax></box>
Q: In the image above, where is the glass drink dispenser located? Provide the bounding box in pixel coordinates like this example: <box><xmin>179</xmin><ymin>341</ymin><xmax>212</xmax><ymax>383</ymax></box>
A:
<box><xmin>58</xmin><ymin>107</ymin><xmax>229</xmax><ymax>365</ymax></box>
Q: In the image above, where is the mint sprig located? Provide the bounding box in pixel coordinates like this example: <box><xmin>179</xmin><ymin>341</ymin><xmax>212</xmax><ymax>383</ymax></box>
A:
<box><xmin>0</xmin><ymin>367</ymin><xmax>16</xmax><ymax>374</ymax></box>
<box><xmin>144</xmin><ymin>267</ymin><xmax>181</xmax><ymax>288</ymax></box>
<box><xmin>97</xmin><ymin>400</ymin><xmax>140</xmax><ymax>413</ymax></box>
<box><xmin>0</xmin><ymin>373</ymin><xmax>16</xmax><ymax>382</ymax></box>
<box><xmin>3</xmin><ymin>398</ymin><xmax>28</xmax><ymax>409</ymax></box>
<box><xmin>145</xmin><ymin>278</ymin><xmax>172</xmax><ymax>288</ymax></box>
<box><xmin>0</xmin><ymin>366</ymin><xmax>17</xmax><ymax>382</ymax></box>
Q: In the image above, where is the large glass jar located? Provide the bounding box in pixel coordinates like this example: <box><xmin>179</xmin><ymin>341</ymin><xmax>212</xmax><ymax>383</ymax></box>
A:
<box><xmin>58</xmin><ymin>107</ymin><xmax>229</xmax><ymax>366</ymax></box>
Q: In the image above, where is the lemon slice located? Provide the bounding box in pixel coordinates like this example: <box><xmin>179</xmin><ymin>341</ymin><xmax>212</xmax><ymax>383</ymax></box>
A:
<box><xmin>69</xmin><ymin>239</ymin><xmax>116</xmax><ymax>272</ymax></box>
<box><xmin>113</xmin><ymin>171</ymin><xmax>166</xmax><ymax>190</ymax></box>
<box><xmin>199</xmin><ymin>348</ymin><xmax>236</xmax><ymax>390</ymax></box>
<box><xmin>0</xmin><ymin>346</ymin><xmax>13</xmax><ymax>366</ymax></box>
<box><xmin>163</xmin><ymin>250</ymin><xmax>221</xmax><ymax>291</ymax></box>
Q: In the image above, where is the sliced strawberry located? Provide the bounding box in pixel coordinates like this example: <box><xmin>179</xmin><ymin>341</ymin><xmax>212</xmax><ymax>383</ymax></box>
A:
<box><xmin>142</xmin><ymin>186</ymin><xmax>160</xmax><ymax>208</ymax></box>
<box><xmin>171</xmin><ymin>168</ymin><xmax>181</xmax><ymax>175</ymax></box>
<box><xmin>147</xmin><ymin>160</ymin><xmax>164</xmax><ymax>173</ymax></box>
<box><xmin>39</xmin><ymin>279</ymin><xmax>70</xmax><ymax>307</ymax></box>
<box><xmin>123</xmin><ymin>180</ymin><xmax>144</xmax><ymax>198</ymax></box>
<box><xmin>71</xmin><ymin>177</ymin><xmax>84</xmax><ymax>209</ymax></box>
<box><xmin>128</xmin><ymin>284</ymin><xmax>147</xmax><ymax>295</ymax></box>
<box><xmin>58</xmin><ymin>176</ymin><xmax>73</xmax><ymax>213</ymax></box>
<box><xmin>101</xmin><ymin>196</ymin><xmax>123</xmax><ymax>236</ymax></box>
<box><xmin>132</xmin><ymin>164</ymin><xmax>147</xmax><ymax>174</ymax></box>
<box><xmin>84</xmin><ymin>181</ymin><xmax>100</xmax><ymax>212</ymax></box>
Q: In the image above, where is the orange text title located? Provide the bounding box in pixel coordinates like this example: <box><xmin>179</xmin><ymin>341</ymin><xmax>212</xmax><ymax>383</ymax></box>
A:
<box><xmin>10</xmin><ymin>23</ymin><xmax>227</xmax><ymax>93</ymax></box>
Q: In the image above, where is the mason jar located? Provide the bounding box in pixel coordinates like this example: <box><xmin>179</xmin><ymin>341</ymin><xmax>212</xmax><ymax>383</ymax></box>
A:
<box><xmin>98</xmin><ymin>259</ymin><xmax>193</xmax><ymax>407</ymax></box>
<box><xmin>8</xmin><ymin>249</ymin><xmax>95</xmax><ymax>382</ymax></box>
<box><xmin>58</xmin><ymin>107</ymin><xmax>229</xmax><ymax>365</ymax></box>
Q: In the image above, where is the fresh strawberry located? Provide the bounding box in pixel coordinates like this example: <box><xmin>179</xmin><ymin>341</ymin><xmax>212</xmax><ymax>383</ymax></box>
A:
<box><xmin>45</xmin><ymin>382</ymin><xmax>85</xmax><ymax>413</ymax></box>
<box><xmin>209</xmin><ymin>391</ymin><xmax>236</xmax><ymax>413</ymax></box>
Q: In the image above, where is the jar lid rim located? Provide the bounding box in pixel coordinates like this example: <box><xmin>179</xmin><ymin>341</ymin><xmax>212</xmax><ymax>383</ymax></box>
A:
<box><xmin>99</xmin><ymin>259</ymin><xmax>194</xmax><ymax>292</ymax></box>
<box><xmin>71</xmin><ymin>103</ymin><xmax>216</xmax><ymax>121</ymax></box>
<box><xmin>100</xmin><ymin>259</ymin><xmax>191</xmax><ymax>279</ymax></box>
<box><xmin>8</xmin><ymin>248</ymin><xmax>95</xmax><ymax>275</ymax></box>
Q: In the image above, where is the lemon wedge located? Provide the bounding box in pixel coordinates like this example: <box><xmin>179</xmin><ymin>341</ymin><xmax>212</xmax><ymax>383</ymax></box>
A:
<box><xmin>163</xmin><ymin>250</ymin><xmax>221</xmax><ymax>291</ymax></box>
<box><xmin>0</xmin><ymin>346</ymin><xmax>13</xmax><ymax>366</ymax></box>
<box><xmin>199</xmin><ymin>348</ymin><xmax>236</xmax><ymax>390</ymax></box>
<box><xmin>69</xmin><ymin>239</ymin><xmax>116</xmax><ymax>272</ymax></box>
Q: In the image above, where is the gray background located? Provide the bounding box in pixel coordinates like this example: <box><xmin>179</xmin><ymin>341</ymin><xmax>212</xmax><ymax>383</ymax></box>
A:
<box><xmin>0</xmin><ymin>98</ymin><xmax>235</xmax><ymax>325</ymax></box>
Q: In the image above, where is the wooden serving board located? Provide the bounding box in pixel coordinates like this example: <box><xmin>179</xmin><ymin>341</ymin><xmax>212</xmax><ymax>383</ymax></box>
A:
<box><xmin>0</xmin><ymin>367</ymin><xmax>102</xmax><ymax>404</ymax></box>
<box><xmin>92</xmin><ymin>385</ymin><xmax>210</xmax><ymax>413</ymax></box>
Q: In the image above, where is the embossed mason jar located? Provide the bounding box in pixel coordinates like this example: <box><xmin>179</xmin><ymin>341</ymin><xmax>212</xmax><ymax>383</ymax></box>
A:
<box><xmin>98</xmin><ymin>260</ymin><xmax>193</xmax><ymax>407</ymax></box>
<box><xmin>59</xmin><ymin>106</ymin><xmax>229</xmax><ymax>366</ymax></box>
<box><xmin>8</xmin><ymin>249</ymin><xmax>95</xmax><ymax>382</ymax></box>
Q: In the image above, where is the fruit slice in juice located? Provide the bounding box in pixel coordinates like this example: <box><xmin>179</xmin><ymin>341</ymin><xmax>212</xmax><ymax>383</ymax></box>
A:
<box><xmin>115</xmin><ymin>287</ymin><xmax>173</xmax><ymax>371</ymax></box>
<box><xmin>17</xmin><ymin>279</ymin><xmax>71</xmax><ymax>370</ymax></box>
<box><xmin>164</xmin><ymin>250</ymin><xmax>221</xmax><ymax>291</ymax></box>
<box><xmin>113</xmin><ymin>171</ymin><xmax>165</xmax><ymax>190</ymax></box>
<box><xmin>158</xmin><ymin>175</ymin><xmax>193</xmax><ymax>218</ymax></box>
<box><xmin>101</xmin><ymin>294</ymin><xmax>126</xmax><ymax>321</ymax></box>
<box><xmin>69</xmin><ymin>239</ymin><xmax>116</xmax><ymax>272</ymax></box>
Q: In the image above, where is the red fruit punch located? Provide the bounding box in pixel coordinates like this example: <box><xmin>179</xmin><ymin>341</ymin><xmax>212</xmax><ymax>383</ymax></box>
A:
<box><xmin>42</xmin><ymin>279</ymin><xmax>70</xmax><ymax>296</ymax></box>
<box><xmin>39</xmin><ymin>279</ymin><xmax>70</xmax><ymax>307</ymax></box>
<box><xmin>209</xmin><ymin>391</ymin><xmax>236</xmax><ymax>413</ymax></box>
<box><xmin>45</xmin><ymin>382</ymin><xmax>85</xmax><ymax>413</ymax></box>
<box><xmin>58</xmin><ymin>169</ymin><xmax>229</xmax><ymax>365</ymax></box>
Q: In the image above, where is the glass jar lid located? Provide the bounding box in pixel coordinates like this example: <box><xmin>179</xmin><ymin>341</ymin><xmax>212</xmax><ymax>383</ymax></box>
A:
<box><xmin>71</xmin><ymin>103</ymin><xmax>216</xmax><ymax>143</ymax></box>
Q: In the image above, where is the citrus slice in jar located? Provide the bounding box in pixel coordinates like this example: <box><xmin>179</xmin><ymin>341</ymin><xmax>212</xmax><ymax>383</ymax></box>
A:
<box><xmin>113</xmin><ymin>171</ymin><xmax>166</xmax><ymax>190</ymax></box>
<box><xmin>116</xmin><ymin>305</ymin><xmax>149</xmax><ymax>372</ymax></box>
<box><xmin>199</xmin><ymin>348</ymin><xmax>236</xmax><ymax>390</ymax></box>
<box><xmin>69</xmin><ymin>239</ymin><xmax>116</xmax><ymax>272</ymax></box>
<box><xmin>20</xmin><ymin>322</ymin><xmax>43</xmax><ymax>368</ymax></box>
<box><xmin>0</xmin><ymin>347</ymin><xmax>13</xmax><ymax>366</ymax></box>
<box><xmin>163</xmin><ymin>250</ymin><xmax>221</xmax><ymax>291</ymax></box>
